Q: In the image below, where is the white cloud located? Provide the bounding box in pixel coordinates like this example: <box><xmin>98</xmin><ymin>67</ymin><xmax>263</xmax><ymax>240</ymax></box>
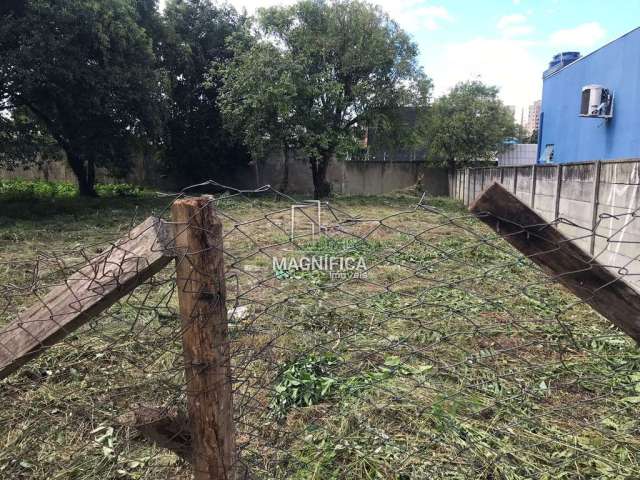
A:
<box><xmin>227</xmin><ymin>0</ymin><xmax>295</xmax><ymax>14</ymax></box>
<box><xmin>548</xmin><ymin>22</ymin><xmax>606</xmax><ymax>49</ymax></box>
<box><xmin>368</xmin><ymin>1</ymin><xmax>452</xmax><ymax>32</ymax></box>
<box><xmin>160</xmin><ymin>0</ymin><xmax>452</xmax><ymax>32</ymax></box>
<box><xmin>427</xmin><ymin>37</ymin><xmax>542</xmax><ymax>112</ymax></box>
<box><xmin>497</xmin><ymin>14</ymin><xmax>526</xmax><ymax>30</ymax></box>
<box><xmin>159</xmin><ymin>0</ymin><xmax>294</xmax><ymax>13</ymax></box>
<box><xmin>497</xmin><ymin>13</ymin><xmax>533</xmax><ymax>37</ymax></box>
<box><xmin>416</xmin><ymin>6</ymin><xmax>453</xmax><ymax>31</ymax></box>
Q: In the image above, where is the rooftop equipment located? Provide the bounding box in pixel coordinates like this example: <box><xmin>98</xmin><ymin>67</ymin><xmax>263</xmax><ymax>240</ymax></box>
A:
<box><xmin>543</xmin><ymin>51</ymin><xmax>581</xmax><ymax>78</ymax></box>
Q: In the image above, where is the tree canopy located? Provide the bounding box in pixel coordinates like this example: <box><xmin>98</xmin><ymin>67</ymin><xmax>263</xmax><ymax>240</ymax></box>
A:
<box><xmin>426</xmin><ymin>80</ymin><xmax>516</xmax><ymax>171</ymax></box>
<box><xmin>160</xmin><ymin>0</ymin><xmax>250</xmax><ymax>185</ymax></box>
<box><xmin>0</xmin><ymin>0</ymin><xmax>166</xmax><ymax>195</ymax></box>
<box><xmin>219</xmin><ymin>0</ymin><xmax>431</xmax><ymax>198</ymax></box>
<box><xmin>0</xmin><ymin>107</ymin><xmax>61</xmax><ymax>169</ymax></box>
<box><xmin>1</xmin><ymin>0</ymin><xmax>517</xmax><ymax>196</ymax></box>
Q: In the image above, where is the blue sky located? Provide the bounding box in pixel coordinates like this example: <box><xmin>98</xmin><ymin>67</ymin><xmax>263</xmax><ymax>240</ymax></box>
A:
<box><xmin>402</xmin><ymin>0</ymin><xmax>640</xmax><ymax>118</ymax></box>
<box><xmin>160</xmin><ymin>0</ymin><xmax>640</xmax><ymax>119</ymax></box>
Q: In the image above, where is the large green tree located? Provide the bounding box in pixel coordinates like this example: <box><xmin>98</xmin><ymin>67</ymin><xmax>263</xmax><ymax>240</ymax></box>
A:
<box><xmin>426</xmin><ymin>80</ymin><xmax>516</xmax><ymax>173</ymax></box>
<box><xmin>0</xmin><ymin>108</ymin><xmax>62</xmax><ymax>170</ymax></box>
<box><xmin>160</xmin><ymin>0</ymin><xmax>250</xmax><ymax>185</ymax></box>
<box><xmin>219</xmin><ymin>0</ymin><xmax>430</xmax><ymax>198</ymax></box>
<box><xmin>0</xmin><ymin>0</ymin><xmax>166</xmax><ymax>195</ymax></box>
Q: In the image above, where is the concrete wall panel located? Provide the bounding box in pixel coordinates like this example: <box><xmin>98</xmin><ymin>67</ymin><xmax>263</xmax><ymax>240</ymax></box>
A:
<box><xmin>2</xmin><ymin>155</ymin><xmax>450</xmax><ymax>198</ymax></box>
<box><xmin>460</xmin><ymin>160</ymin><xmax>640</xmax><ymax>288</ymax></box>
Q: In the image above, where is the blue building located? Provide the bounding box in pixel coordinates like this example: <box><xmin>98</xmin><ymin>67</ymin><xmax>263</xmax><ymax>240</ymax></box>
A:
<box><xmin>538</xmin><ymin>27</ymin><xmax>640</xmax><ymax>164</ymax></box>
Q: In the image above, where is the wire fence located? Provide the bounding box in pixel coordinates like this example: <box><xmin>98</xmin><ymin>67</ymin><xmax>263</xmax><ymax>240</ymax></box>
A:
<box><xmin>1</xmin><ymin>181</ymin><xmax>639</xmax><ymax>479</ymax></box>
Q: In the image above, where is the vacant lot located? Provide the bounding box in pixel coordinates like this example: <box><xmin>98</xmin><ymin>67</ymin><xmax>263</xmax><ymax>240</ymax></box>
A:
<box><xmin>0</xmin><ymin>184</ymin><xmax>639</xmax><ymax>479</ymax></box>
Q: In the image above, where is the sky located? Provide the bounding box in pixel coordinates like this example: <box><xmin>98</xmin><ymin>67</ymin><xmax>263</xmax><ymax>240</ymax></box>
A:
<box><xmin>160</xmin><ymin>0</ymin><xmax>640</xmax><ymax>120</ymax></box>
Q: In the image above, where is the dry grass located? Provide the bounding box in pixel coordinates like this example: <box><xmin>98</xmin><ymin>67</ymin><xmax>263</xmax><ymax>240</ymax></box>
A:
<box><xmin>0</xmin><ymin>189</ymin><xmax>639</xmax><ymax>479</ymax></box>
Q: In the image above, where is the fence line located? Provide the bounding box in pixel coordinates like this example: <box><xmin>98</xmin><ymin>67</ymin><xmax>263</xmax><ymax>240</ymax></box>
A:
<box><xmin>3</xmin><ymin>180</ymin><xmax>640</xmax><ymax>478</ymax></box>
<box><xmin>452</xmin><ymin>159</ymin><xmax>640</xmax><ymax>292</ymax></box>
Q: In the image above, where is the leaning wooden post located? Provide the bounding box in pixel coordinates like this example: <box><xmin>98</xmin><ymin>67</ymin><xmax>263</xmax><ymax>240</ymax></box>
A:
<box><xmin>470</xmin><ymin>182</ymin><xmax>640</xmax><ymax>343</ymax></box>
<box><xmin>172</xmin><ymin>197</ymin><xmax>234</xmax><ymax>480</ymax></box>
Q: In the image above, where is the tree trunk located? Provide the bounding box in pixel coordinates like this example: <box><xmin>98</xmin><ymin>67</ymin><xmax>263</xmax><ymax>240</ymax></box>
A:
<box><xmin>310</xmin><ymin>152</ymin><xmax>331</xmax><ymax>200</ymax></box>
<box><xmin>66</xmin><ymin>150</ymin><xmax>98</xmax><ymax>197</ymax></box>
<box><xmin>280</xmin><ymin>146</ymin><xmax>291</xmax><ymax>193</ymax></box>
<box><xmin>86</xmin><ymin>159</ymin><xmax>96</xmax><ymax>194</ymax></box>
<box><xmin>447</xmin><ymin>157</ymin><xmax>456</xmax><ymax>177</ymax></box>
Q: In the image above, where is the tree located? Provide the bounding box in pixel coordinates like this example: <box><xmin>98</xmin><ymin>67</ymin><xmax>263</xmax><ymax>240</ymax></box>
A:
<box><xmin>0</xmin><ymin>0</ymin><xmax>26</xmax><ymax>16</ymax></box>
<box><xmin>219</xmin><ymin>0</ymin><xmax>430</xmax><ymax>198</ymax></box>
<box><xmin>215</xmin><ymin>39</ymin><xmax>301</xmax><ymax>190</ymax></box>
<box><xmin>159</xmin><ymin>0</ymin><xmax>250</xmax><ymax>185</ymax></box>
<box><xmin>426</xmin><ymin>80</ymin><xmax>516</xmax><ymax>173</ymax></box>
<box><xmin>0</xmin><ymin>0</ymin><xmax>166</xmax><ymax>195</ymax></box>
<box><xmin>0</xmin><ymin>108</ymin><xmax>61</xmax><ymax>170</ymax></box>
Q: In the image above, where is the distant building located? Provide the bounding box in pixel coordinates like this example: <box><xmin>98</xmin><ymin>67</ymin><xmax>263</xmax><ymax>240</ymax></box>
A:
<box><xmin>526</xmin><ymin>100</ymin><xmax>541</xmax><ymax>135</ymax></box>
<box><xmin>538</xmin><ymin>28</ymin><xmax>640</xmax><ymax>163</ymax></box>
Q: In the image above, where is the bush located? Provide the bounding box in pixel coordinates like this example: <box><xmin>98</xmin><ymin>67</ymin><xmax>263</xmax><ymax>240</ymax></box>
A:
<box><xmin>0</xmin><ymin>180</ymin><xmax>148</xmax><ymax>199</ymax></box>
<box><xmin>95</xmin><ymin>183</ymin><xmax>145</xmax><ymax>197</ymax></box>
<box><xmin>0</xmin><ymin>179</ymin><xmax>76</xmax><ymax>199</ymax></box>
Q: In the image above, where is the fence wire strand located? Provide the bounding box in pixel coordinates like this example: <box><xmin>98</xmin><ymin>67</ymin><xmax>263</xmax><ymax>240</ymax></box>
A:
<box><xmin>1</xmin><ymin>181</ymin><xmax>639</xmax><ymax>479</ymax></box>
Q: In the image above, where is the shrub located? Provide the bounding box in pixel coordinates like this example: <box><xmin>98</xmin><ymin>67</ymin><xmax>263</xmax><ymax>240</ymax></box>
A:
<box><xmin>0</xmin><ymin>180</ymin><xmax>148</xmax><ymax>199</ymax></box>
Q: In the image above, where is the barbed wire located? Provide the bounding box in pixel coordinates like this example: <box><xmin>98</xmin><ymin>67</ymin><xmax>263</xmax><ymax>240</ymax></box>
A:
<box><xmin>0</xmin><ymin>181</ymin><xmax>639</xmax><ymax>479</ymax></box>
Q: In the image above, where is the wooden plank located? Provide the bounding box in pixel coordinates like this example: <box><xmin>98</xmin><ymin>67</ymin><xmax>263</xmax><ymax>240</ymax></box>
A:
<box><xmin>0</xmin><ymin>216</ymin><xmax>174</xmax><ymax>380</ymax></box>
<box><xmin>172</xmin><ymin>198</ymin><xmax>235</xmax><ymax>480</ymax></box>
<box><xmin>470</xmin><ymin>182</ymin><xmax>640</xmax><ymax>343</ymax></box>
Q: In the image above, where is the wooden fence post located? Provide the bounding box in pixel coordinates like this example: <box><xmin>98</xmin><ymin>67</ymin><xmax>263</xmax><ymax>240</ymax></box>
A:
<box><xmin>172</xmin><ymin>197</ymin><xmax>235</xmax><ymax>480</ymax></box>
<box><xmin>0</xmin><ymin>216</ymin><xmax>174</xmax><ymax>380</ymax></box>
<box><xmin>471</xmin><ymin>182</ymin><xmax>640</xmax><ymax>343</ymax></box>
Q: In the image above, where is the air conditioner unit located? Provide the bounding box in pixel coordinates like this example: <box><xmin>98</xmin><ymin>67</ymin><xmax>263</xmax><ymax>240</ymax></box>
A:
<box><xmin>580</xmin><ymin>85</ymin><xmax>614</xmax><ymax>118</ymax></box>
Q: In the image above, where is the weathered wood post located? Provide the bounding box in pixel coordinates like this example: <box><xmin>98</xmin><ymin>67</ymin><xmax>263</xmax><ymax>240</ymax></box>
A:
<box><xmin>171</xmin><ymin>197</ymin><xmax>235</xmax><ymax>480</ymax></box>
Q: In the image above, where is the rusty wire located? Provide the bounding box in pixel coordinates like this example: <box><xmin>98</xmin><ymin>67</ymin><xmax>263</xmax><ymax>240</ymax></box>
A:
<box><xmin>0</xmin><ymin>182</ymin><xmax>639</xmax><ymax>479</ymax></box>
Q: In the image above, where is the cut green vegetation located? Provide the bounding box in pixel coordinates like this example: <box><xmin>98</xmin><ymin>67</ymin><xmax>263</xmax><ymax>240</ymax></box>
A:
<box><xmin>0</xmin><ymin>184</ymin><xmax>638</xmax><ymax>479</ymax></box>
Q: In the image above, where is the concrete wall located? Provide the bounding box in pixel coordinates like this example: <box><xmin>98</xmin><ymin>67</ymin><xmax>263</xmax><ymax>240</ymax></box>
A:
<box><xmin>258</xmin><ymin>152</ymin><xmax>448</xmax><ymax>196</ymax></box>
<box><xmin>452</xmin><ymin>159</ymin><xmax>640</xmax><ymax>291</ymax></box>
<box><xmin>540</xmin><ymin>28</ymin><xmax>640</xmax><ymax>163</ymax></box>
<box><xmin>1</xmin><ymin>153</ymin><xmax>448</xmax><ymax>197</ymax></box>
<box><xmin>0</xmin><ymin>148</ymin><xmax>173</xmax><ymax>190</ymax></box>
